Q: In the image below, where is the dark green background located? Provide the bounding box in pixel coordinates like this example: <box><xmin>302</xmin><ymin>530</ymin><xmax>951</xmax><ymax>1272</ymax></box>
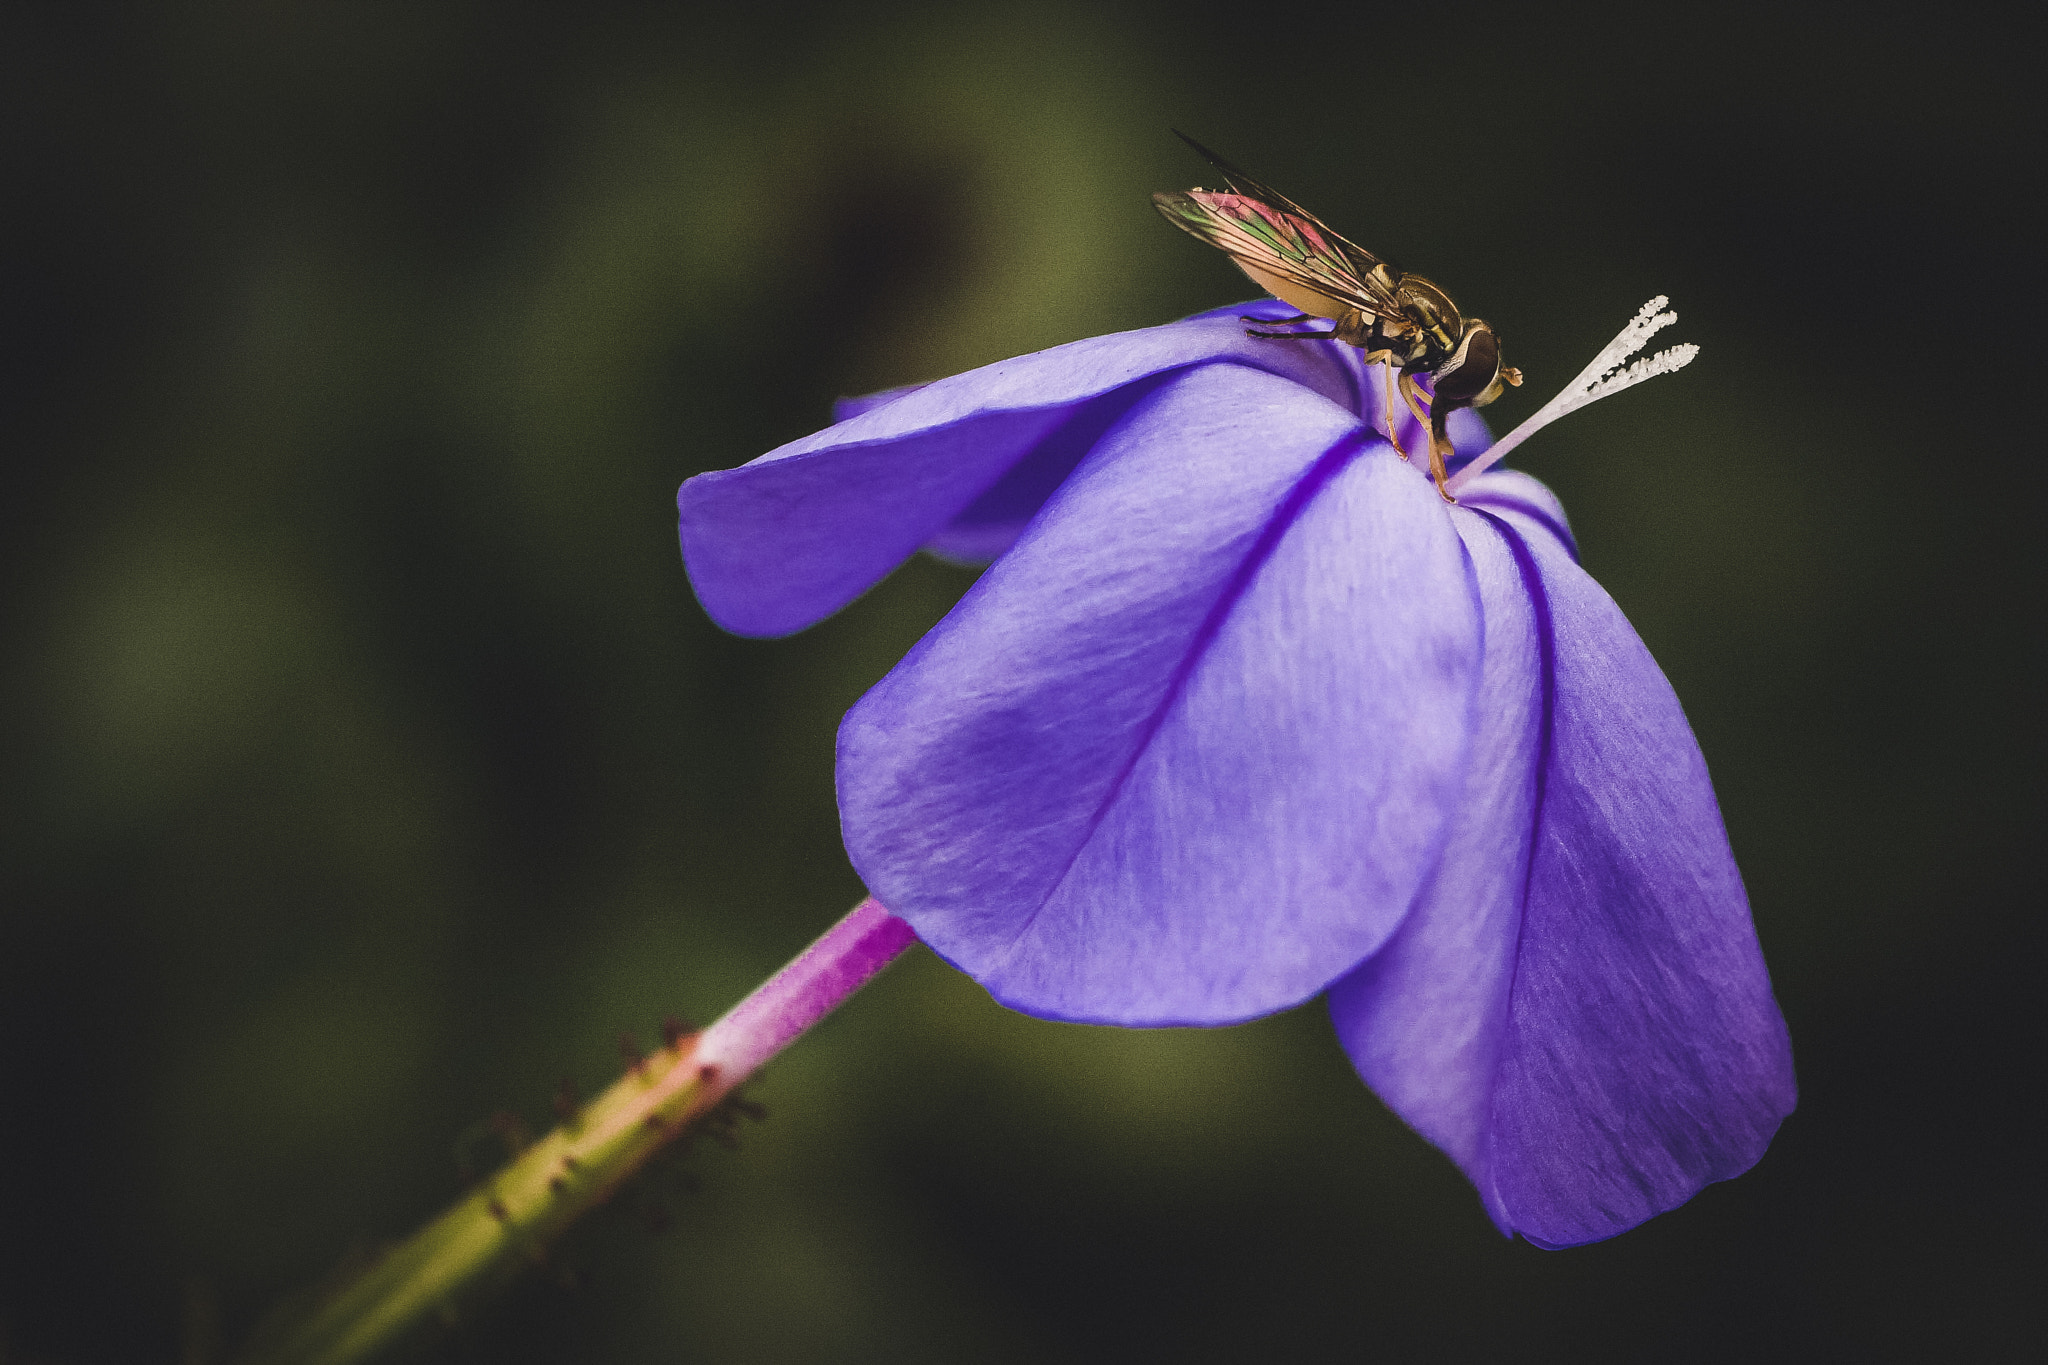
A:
<box><xmin>3</xmin><ymin>2</ymin><xmax>2039</xmax><ymax>1361</ymax></box>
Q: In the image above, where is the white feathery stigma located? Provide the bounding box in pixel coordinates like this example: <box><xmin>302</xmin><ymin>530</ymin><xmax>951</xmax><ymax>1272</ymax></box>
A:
<box><xmin>1444</xmin><ymin>296</ymin><xmax>1699</xmax><ymax>495</ymax></box>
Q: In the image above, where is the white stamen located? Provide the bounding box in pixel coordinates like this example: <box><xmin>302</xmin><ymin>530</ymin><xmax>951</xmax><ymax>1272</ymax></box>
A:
<box><xmin>1443</xmin><ymin>296</ymin><xmax>1699</xmax><ymax>495</ymax></box>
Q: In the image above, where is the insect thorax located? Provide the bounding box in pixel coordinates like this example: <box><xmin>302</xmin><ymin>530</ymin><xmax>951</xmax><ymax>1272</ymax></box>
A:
<box><xmin>1392</xmin><ymin>276</ymin><xmax>1465</xmax><ymax>356</ymax></box>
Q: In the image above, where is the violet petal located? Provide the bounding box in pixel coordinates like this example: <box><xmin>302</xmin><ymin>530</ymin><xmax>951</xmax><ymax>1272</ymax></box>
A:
<box><xmin>1331</xmin><ymin>491</ymin><xmax>1795</xmax><ymax>1245</ymax></box>
<box><xmin>1327</xmin><ymin>506</ymin><xmax>1541</xmax><ymax>1233</ymax></box>
<box><xmin>837</xmin><ymin>362</ymin><xmax>1482</xmax><ymax>1024</ymax></box>
<box><xmin>678</xmin><ymin>311</ymin><xmax>1361</xmax><ymax>637</ymax></box>
<box><xmin>1451</xmin><ymin>466</ymin><xmax>1578</xmax><ymax>561</ymax></box>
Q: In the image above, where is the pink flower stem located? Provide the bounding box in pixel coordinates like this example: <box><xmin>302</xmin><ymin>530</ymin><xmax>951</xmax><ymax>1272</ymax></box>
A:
<box><xmin>696</xmin><ymin>897</ymin><xmax>919</xmax><ymax>1082</ymax></box>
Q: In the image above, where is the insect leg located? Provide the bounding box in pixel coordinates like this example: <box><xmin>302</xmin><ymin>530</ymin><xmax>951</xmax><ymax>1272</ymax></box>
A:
<box><xmin>1247</xmin><ymin>327</ymin><xmax>1341</xmax><ymax>340</ymax></box>
<box><xmin>1427</xmin><ymin>406</ymin><xmax>1458</xmax><ymax>504</ymax></box>
<box><xmin>1397</xmin><ymin>372</ymin><xmax>1456</xmax><ymax>501</ymax></box>
<box><xmin>1381</xmin><ymin>362</ymin><xmax>1410</xmax><ymax>462</ymax></box>
<box><xmin>1398</xmin><ymin>371</ymin><xmax>1435</xmax><ymax>429</ymax></box>
<box><xmin>1424</xmin><ymin>433</ymin><xmax>1455</xmax><ymax>502</ymax></box>
<box><xmin>1240</xmin><ymin>313</ymin><xmax>1315</xmax><ymax>325</ymax></box>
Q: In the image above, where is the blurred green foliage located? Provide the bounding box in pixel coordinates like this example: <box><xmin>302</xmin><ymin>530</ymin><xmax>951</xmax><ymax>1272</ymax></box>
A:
<box><xmin>1</xmin><ymin>2</ymin><xmax>2040</xmax><ymax>1362</ymax></box>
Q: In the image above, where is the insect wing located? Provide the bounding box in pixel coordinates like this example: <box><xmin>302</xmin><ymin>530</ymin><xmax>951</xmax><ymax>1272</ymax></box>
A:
<box><xmin>1172</xmin><ymin>132</ymin><xmax>1320</xmax><ymax>225</ymax></box>
<box><xmin>1170</xmin><ymin>132</ymin><xmax>1394</xmax><ymax>284</ymax></box>
<box><xmin>1153</xmin><ymin>189</ymin><xmax>1391</xmax><ymax>320</ymax></box>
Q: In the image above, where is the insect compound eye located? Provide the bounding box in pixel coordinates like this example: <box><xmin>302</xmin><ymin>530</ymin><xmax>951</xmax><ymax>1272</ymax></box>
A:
<box><xmin>1433</xmin><ymin>322</ymin><xmax>1502</xmax><ymax>403</ymax></box>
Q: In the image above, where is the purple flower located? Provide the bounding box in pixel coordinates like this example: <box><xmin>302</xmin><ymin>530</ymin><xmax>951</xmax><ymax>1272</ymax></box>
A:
<box><xmin>677</xmin><ymin>299</ymin><xmax>1795</xmax><ymax>1247</ymax></box>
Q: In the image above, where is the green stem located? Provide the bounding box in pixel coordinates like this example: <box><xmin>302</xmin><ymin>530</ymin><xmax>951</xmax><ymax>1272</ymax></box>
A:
<box><xmin>237</xmin><ymin>898</ymin><xmax>916</xmax><ymax>1365</ymax></box>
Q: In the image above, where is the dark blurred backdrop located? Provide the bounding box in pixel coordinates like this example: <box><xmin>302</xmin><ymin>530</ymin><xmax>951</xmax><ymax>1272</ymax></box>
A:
<box><xmin>2</xmin><ymin>2</ymin><xmax>2041</xmax><ymax>1361</ymax></box>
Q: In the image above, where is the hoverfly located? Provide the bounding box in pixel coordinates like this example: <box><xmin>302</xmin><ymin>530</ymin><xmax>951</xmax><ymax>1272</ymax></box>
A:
<box><xmin>1153</xmin><ymin>133</ymin><xmax>1521</xmax><ymax>501</ymax></box>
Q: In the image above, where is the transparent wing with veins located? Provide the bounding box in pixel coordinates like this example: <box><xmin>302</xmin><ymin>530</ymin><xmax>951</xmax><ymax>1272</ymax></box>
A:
<box><xmin>1152</xmin><ymin>132</ymin><xmax>1398</xmax><ymax>322</ymax></box>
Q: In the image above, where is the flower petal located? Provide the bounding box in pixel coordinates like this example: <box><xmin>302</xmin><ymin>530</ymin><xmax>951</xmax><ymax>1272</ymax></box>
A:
<box><xmin>1326</xmin><ymin>512</ymin><xmax>1539</xmax><ymax>1228</ymax></box>
<box><xmin>831</xmin><ymin>381</ymin><xmax>930</xmax><ymax>423</ymax></box>
<box><xmin>837</xmin><ymin>361</ymin><xmax>1483</xmax><ymax>1024</ymax></box>
<box><xmin>1451</xmin><ymin>466</ymin><xmax>1577</xmax><ymax>560</ymax></box>
<box><xmin>921</xmin><ymin>333</ymin><xmax>1507</xmax><ymax>569</ymax></box>
<box><xmin>919</xmin><ymin>387</ymin><xmax>1149</xmax><ymax>566</ymax></box>
<box><xmin>1331</xmin><ymin>501</ymin><xmax>1795</xmax><ymax>1245</ymax></box>
<box><xmin>678</xmin><ymin>310</ymin><xmax>1363</xmax><ymax>636</ymax></box>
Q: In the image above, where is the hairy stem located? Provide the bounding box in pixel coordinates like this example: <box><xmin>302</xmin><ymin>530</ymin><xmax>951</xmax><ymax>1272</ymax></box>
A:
<box><xmin>237</xmin><ymin>898</ymin><xmax>916</xmax><ymax>1365</ymax></box>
